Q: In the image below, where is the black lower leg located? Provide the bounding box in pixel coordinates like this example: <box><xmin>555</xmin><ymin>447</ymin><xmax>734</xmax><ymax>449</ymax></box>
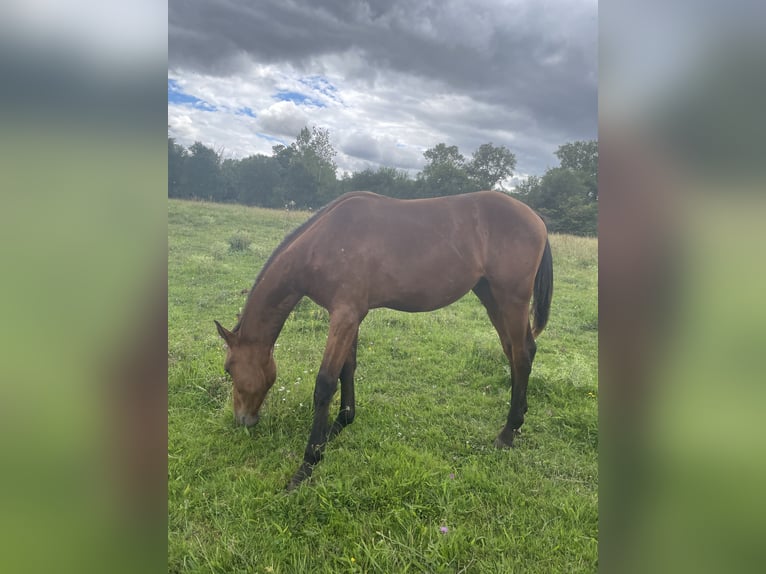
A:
<box><xmin>495</xmin><ymin>350</ymin><xmax>532</xmax><ymax>448</ymax></box>
<box><xmin>523</xmin><ymin>333</ymin><xmax>536</xmax><ymax>414</ymax></box>
<box><xmin>328</xmin><ymin>402</ymin><xmax>355</xmax><ymax>439</ymax></box>
<box><xmin>287</xmin><ymin>371</ymin><xmax>337</xmax><ymax>490</ymax></box>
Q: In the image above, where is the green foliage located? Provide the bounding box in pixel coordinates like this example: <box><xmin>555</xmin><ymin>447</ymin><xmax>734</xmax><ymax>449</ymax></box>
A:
<box><xmin>423</xmin><ymin>143</ymin><xmax>465</xmax><ymax>168</ymax></box>
<box><xmin>343</xmin><ymin>166</ymin><xmax>416</xmax><ymax>198</ymax></box>
<box><xmin>416</xmin><ymin>162</ymin><xmax>476</xmax><ymax>198</ymax></box>
<box><xmin>168</xmin><ymin>137</ymin><xmax>187</xmax><ymax>198</ymax></box>
<box><xmin>514</xmin><ymin>140</ymin><xmax>598</xmax><ymax>236</ymax></box>
<box><xmin>518</xmin><ymin>168</ymin><xmax>597</xmax><ymax>236</ymax></box>
<box><xmin>555</xmin><ymin>140</ymin><xmax>598</xmax><ymax>201</ymax></box>
<box><xmin>169</xmin><ymin>200</ymin><xmax>598</xmax><ymax>573</ymax></box>
<box><xmin>467</xmin><ymin>143</ymin><xmax>517</xmax><ymax>190</ymax></box>
<box><xmin>233</xmin><ymin>155</ymin><xmax>284</xmax><ymax>207</ymax></box>
<box><xmin>286</xmin><ymin>126</ymin><xmax>339</xmax><ymax>208</ymax></box>
<box><xmin>294</xmin><ymin>126</ymin><xmax>337</xmax><ymax>170</ymax></box>
<box><xmin>185</xmin><ymin>142</ymin><xmax>224</xmax><ymax>201</ymax></box>
<box><xmin>167</xmin><ymin>129</ymin><xmax>593</xmax><ymax>236</ymax></box>
<box><xmin>555</xmin><ymin>141</ymin><xmax>598</xmax><ymax>182</ymax></box>
<box><xmin>417</xmin><ymin>143</ymin><xmax>478</xmax><ymax>197</ymax></box>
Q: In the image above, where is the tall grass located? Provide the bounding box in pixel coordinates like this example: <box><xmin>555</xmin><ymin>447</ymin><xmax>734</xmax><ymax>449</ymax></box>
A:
<box><xmin>168</xmin><ymin>199</ymin><xmax>598</xmax><ymax>573</ymax></box>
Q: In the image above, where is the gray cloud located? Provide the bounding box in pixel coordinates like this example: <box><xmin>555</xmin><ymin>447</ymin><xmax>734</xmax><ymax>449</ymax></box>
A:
<box><xmin>169</xmin><ymin>0</ymin><xmax>596</xmax><ymax>177</ymax></box>
<box><xmin>338</xmin><ymin>130</ymin><xmax>424</xmax><ymax>172</ymax></box>
<box><xmin>256</xmin><ymin>101</ymin><xmax>310</xmax><ymax>139</ymax></box>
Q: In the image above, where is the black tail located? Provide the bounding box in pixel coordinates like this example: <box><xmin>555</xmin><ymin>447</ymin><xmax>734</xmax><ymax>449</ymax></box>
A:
<box><xmin>532</xmin><ymin>237</ymin><xmax>553</xmax><ymax>338</ymax></box>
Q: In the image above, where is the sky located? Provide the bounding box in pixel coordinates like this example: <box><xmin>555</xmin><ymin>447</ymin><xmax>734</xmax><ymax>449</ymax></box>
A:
<box><xmin>168</xmin><ymin>0</ymin><xmax>597</xmax><ymax>181</ymax></box>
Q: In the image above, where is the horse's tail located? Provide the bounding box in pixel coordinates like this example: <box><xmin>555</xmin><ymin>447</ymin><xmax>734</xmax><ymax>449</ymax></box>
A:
<box><xmin>531</xmin><ymin>236</ymin><xmax>553</xmax><ymax>338</ymax></box>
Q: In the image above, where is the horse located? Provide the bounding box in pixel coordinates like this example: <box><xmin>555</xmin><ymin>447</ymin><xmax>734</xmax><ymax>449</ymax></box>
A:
<box><xmin>214</xmin><ymin>190</ymin><xmax>553</xmax><ymax>490</ymax></box>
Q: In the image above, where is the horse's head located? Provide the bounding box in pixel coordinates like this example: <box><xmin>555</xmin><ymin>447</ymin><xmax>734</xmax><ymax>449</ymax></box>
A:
<box><xmin>214</xmin><ymin>320</ymin><xmax>277</xmax><ymax>427</ymax></box>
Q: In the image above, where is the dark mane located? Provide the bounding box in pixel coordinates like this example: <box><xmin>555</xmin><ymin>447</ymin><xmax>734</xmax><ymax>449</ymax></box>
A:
<box><xmin>232</xmin><ymin>192</ymin><xmax>374</xmax><ymax>332</ymax></box>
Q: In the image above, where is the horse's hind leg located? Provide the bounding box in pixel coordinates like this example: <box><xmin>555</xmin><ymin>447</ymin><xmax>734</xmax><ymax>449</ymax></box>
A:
<box><xmin>328</xmin><ymin>329</ymin><xmax>358</xmax><ymax>440</ymax></box>
<box><xmin>476</xmin><ymin>277</ymin><xmax>538</xmax><ymax>448</ymax></box>
<box><xmin>494</xmin><ymin>298</ymin><xmax>536</xmax><ymax>449</ymax></box>
<box><xmin>473</xmin><ymin>279</ymin><xmax>514</xmax><ymax>369</ymax></box>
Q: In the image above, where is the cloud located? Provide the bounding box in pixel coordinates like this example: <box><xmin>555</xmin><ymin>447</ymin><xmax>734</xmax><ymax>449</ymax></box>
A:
<box><xmin>167</xmin><ymin>79</ymin><xmax>217</xmax><ymax>111</ymax></box>
<box><xmin>257</xmin><ymin>101</ymin><xmax>310</xmax><ymax>139</ymax></box>
<box><xmin>338</xmin><ymin>131</ymin><xmax>424</xmax><ymax>173</ymax></box>
<box><xmin>168</xmin><ymin>0</ymin><xmax>597</xmax><ymax>176</ymax></box>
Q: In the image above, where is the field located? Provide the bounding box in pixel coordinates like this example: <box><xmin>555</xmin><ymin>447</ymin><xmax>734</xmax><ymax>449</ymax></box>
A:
<box><xmin>168</xmin><ymin>198</ymin><xmax>598</xmax><ymax>573</ymax></box>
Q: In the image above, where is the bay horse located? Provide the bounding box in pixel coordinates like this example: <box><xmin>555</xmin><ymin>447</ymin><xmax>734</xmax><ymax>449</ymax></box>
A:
<box><xmin>214</xmin><ymin>191</ymin><xmax>553</xmax><ymax>490</ymax></box>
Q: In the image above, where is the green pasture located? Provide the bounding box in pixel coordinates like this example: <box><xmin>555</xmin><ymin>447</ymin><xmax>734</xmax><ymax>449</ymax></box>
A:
<box><xmin>168</xmin><ymin>198</ymin><xmax>598</xmax><ymax>573</ymax></box>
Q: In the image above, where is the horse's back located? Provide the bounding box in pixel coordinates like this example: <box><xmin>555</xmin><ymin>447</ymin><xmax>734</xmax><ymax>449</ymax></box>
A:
<box><xmin>312</xmin><ymin>191</ymin><xmax>547</xmax><ymax>268</ymax></box>
<box><xmin>298</xmin><ymin>191</ymin><xmax>546</xmax><ymax>311</ymax></box>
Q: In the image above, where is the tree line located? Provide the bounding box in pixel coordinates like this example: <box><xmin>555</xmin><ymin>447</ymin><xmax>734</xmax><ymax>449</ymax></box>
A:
<box><xmin>168</xmin><ymin>126</ymin><xmax>597</xmax><ymax>235</ymax></box>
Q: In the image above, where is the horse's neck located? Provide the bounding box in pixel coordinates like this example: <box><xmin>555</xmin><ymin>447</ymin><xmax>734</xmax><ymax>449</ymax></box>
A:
<box><xmin>239</xmin><ymin>264</ymin><xmax>302</xmax><ymax>346</ymax></box>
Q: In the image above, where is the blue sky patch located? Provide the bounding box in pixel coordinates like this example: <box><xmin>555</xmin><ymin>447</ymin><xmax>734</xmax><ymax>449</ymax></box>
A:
<box><xmin>256</xmin><ymin>132</ymin><xmax>286</xmax><ymax>144</ymax></box>
<box><xmin>299</xmin><ymin>75</ymin><xmax>341</xmax><ymax>102</ymax></box>
<box><xmin>236</xmin><ymin>107</ymin><xmax>256</xmax><ymax>118</ymax></box>
<box><xmin>168</xmin><ymin>79</ymin><xmax>217</xmax><ymax>112</ymax></box>
<box><xmin>274</xmin><ymin>90</ymin><xmax>325</xmax><ymax>108</ymax></box>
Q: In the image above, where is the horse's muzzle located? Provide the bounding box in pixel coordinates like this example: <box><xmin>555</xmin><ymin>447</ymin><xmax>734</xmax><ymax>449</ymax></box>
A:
<box><xmin>238</xmin><ymin>412</ymin><xmax>260</xmax><ymax>428</ymax></box>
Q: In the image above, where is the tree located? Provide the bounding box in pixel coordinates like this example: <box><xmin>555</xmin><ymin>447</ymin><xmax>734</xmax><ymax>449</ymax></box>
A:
<box><xmin>512</xmin><ymin>139</ymin><xmax>598</xmax><ymax>236</ymax></box>
<box><xmin>555</xmin><ymin>140</ymin><xmax>598</xmax><ymax>199</ymax></box>
<box><xmin>555</xmin><ymin>140</ymin><xmax>598</xmax><ymax>177</ymax></box>
<box><xmin>347</xmin><ymin>166</ymin><xmax>414</xmax><ymax>198</ymax></box>
<box><xmin>168</xmin><ymin>137</ymin><xmax>187</xmax><ymax>198</ymax></box>
<box><xmin>185</xmin><ymin>142</ymin><xmax>222</xmax><ymax>201</ymax></box>
<box><xmin>417</xmin><ymin>143</ymin><xmax>478</xmax><ymax>197</ymax></box>
<box><xmin>276</xmin><ymin>159</ymin><xmax>316</xmax><ymax>209</ymax></box>
<box><xmin>423</xmin><ymin>143</ymin><xmax>465</xmax><ymax>169</ymax></box>
<box><xmin>467</xmin><ymin>143</ymin><xmax>516</xmax><ymax>190</ymax></box>
<box><xmin>515</xmin><ymin>168</ymin><xmax>597</xmax><ymax>235</ymax></box>
<box><xmin>274</xmin><ymin>126</ymin><xmax>340</xmax><ymax>208</ymax></box>
<box><xmin>232</xmin><ymin>155</ymin><xmax>283</xmax><ymax>207</ymax></box>
<box><xmin>293</xmin><ymin>126</ymin><xmax>339</xmax><ymax>206</ymax></box>
<box><xmin>293</xmin><ymin>126</ymin><xmax>337</xmax><ymax>171</ymax></box>
<box><xmin>219</xmin><ymin>158</ymin><xmax>240</xmax><ymax>203</ymax></box>
<box><xmin>513</xmin><ymin>174</ymin><xmax>541</xmax><ymax>199</ymax></box>
<box><xmin>166</xmin><ymin>132</ymin><xmax>596</xmax><ymax>234</ymax></box>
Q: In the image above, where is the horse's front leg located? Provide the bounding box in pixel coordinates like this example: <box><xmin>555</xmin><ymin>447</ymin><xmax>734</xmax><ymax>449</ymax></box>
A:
<box><xmin>286</xmin><ymin>369</ymin><xmax>338</xmax><ymax>490</ymax></box>
<box><xmin>287</xmin><ymin>309</ymin><xmax>362</xmax><ymax>491</ymax></box>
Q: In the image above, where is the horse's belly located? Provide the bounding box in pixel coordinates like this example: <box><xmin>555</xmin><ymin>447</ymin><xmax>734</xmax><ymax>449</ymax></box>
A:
<box><xmin>369</xmin><ymin>275</ymin><xmax>477</xmax><ymax>312</ymax></box>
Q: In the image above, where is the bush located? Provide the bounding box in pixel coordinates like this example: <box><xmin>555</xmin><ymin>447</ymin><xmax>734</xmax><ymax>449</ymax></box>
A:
<box><xmin>227</xmin><ymin>232</ymin><xmax>252</xmax><ymax>252</ymax></box>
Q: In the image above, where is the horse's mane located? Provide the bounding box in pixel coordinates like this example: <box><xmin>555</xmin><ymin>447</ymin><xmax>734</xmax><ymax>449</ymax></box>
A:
<box><xmin>232</xmin><ymin>192</ymin><xmax>374</xmax><ymax>332</ymax></box>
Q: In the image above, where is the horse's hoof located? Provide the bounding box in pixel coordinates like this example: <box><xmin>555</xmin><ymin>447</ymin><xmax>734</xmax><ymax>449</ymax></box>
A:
<box><xmin>286</xmin><ymin>462</ymin><xmax>313</xmax><ymax>491</ymax></box>
<box><xmin>286</xmin><ymin>473</ymin><xmax>306</xmax><ymax>492</ymax></box>
<box><xmin>494</xmin><ymin>435</ymin><xmax>514</xmax><ymax>449</ymax></box>
<box><xmin>493</xmin><ymin>437</ymin><xmax>512</xmax><ymax>449</ymax></box>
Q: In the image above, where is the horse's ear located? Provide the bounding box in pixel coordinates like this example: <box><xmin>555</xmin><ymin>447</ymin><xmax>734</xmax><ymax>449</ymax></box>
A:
<box><xmin>214</xmin><ymin>320</ymin><xmax>235</xmax><ymax>344</ymax></box>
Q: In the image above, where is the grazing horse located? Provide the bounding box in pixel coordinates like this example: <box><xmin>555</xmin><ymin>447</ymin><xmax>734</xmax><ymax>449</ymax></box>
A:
<box><xmin>215</xmin><ymin>191</ymin><xmax>553</xmax><ymax>490</ymax></box>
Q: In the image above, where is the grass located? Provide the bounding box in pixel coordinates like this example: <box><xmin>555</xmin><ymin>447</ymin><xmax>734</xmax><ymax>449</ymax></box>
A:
<box><xmin>227</xmin><ymin>231</ymin><xmax>253</xmax><ymax>252</ymax></box>
<box><xmin>168</xmin><ymin>198</ymin><xmax>598</xmax><ymax>573</ymax></box>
